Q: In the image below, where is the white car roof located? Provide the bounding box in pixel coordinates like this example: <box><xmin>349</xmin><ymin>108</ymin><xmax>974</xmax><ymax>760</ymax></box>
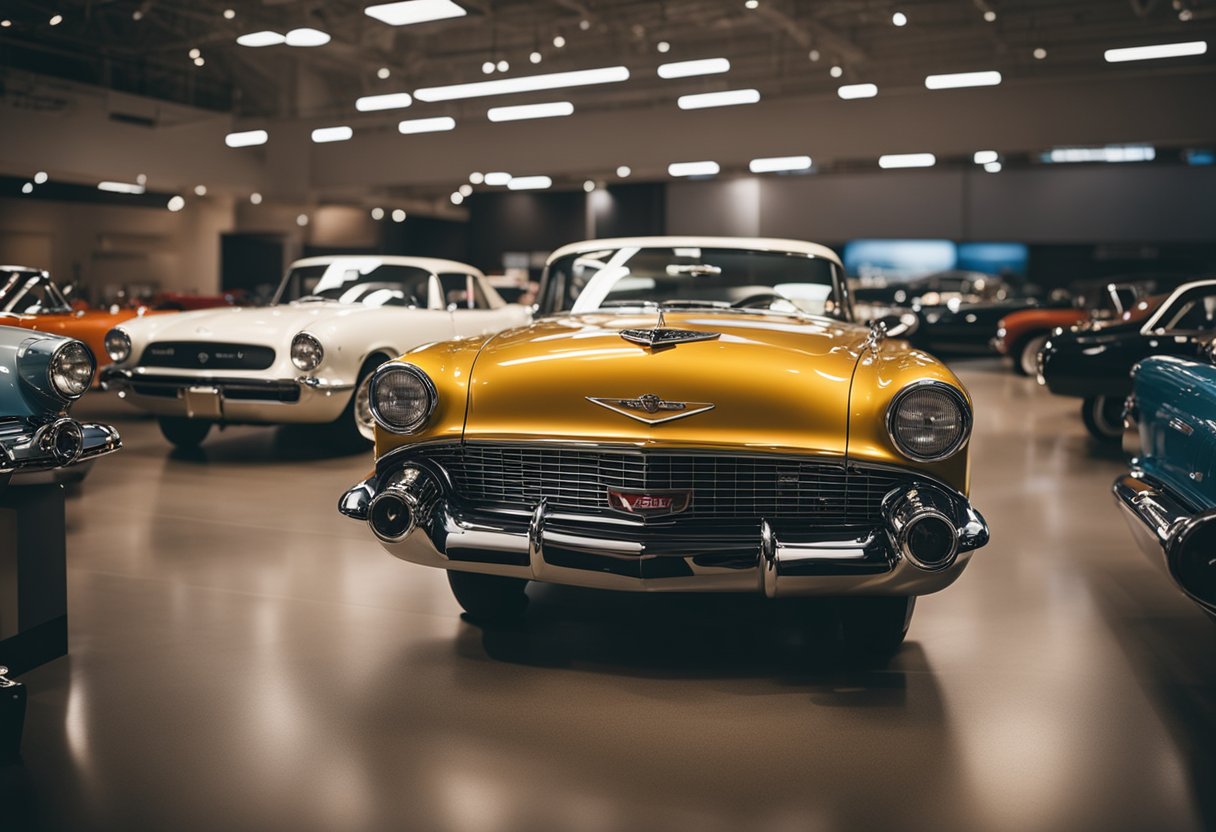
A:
<box><xmin>289</xmin><ymin>255</ymin><xmax>485</xmax><ymax>278</ymax></box>
<box><xmin>1141</xmin><ymin>278</ymin><xmax>1216</xmax><ymax>333</ymax></box>
<box><xmin>546</xmin><ymin>237</ymin><xmax>843</xmax><ymax>268</ymax></box>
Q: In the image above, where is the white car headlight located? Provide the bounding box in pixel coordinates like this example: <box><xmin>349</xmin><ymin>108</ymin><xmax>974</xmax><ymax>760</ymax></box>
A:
<box><xmin>104</xmin><ymin>327</ymin><xmax>131</xmax><ymax>363</ymax></box>
<box><xmin>49</xmin><ymin>341</ymin><xmax>95</xmax><ymax>399</ymax></box>
<box><xmin>291</xmin><ymin>332</ymin><xmax>324</xmax><ymax>371</ymax></box>
<box><xmin>887</xmin><ymin>382</ymin><xmax>970</xmax><ymax>461</ymax></box>
<box><xmin>370</xmin><ymin>363</ymin><xmax>436</xmax><ymax>434</ymax></box>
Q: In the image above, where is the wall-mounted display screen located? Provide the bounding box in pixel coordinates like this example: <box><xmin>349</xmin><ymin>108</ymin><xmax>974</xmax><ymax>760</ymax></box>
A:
<box><xmin>845</xmin><ymin>239</ymin><xmax>1029</xmax><ymax>282</ymax></box>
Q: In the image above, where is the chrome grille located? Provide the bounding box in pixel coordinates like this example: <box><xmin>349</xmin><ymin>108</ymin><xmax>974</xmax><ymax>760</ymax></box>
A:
<box><xmin>140</xmin><ymin>342</ymin><xmax>275</xmax><ymax>371</ymax></box>
<box><xmin>426</xmin><ymin>444</ymin><xmax>904</xmax><ymax>527</ymax></box>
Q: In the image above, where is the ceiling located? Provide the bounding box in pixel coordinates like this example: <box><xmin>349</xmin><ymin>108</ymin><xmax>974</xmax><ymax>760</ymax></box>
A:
<box><xmin>2</xmin><ymin>0</ymin><xmax>1213</xmax><ymax>123</ymax></box>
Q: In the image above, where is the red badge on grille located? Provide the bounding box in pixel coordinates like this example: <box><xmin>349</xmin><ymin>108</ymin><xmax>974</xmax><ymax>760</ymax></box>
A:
<box><xmin>607</xmin><ymin>489</ymin><xmax>692</xmax><ymax>517</ymax></box>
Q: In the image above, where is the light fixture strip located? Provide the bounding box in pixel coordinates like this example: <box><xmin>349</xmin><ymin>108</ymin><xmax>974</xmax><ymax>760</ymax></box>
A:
<box><xmin>507</xmin><ymin>176</ymin><xmax>552</xmax><ymax>190</ymax></box>
<box><xmin>312</xmin><ymin>126</ymin><xmax>353</xmax><ymax>143</ymax></box>
<box><xmin>414</xmin><ymin>66</ymin><xmax>630</xmax><ymax>102</ymax></box>
<box><xmin>924</xmin><ymin>70</ymin><xmax>1002</xmax><ymax>89</ymax></box>
<box><xmin>749</xmin><ymin>155</ymin><xmax>812</xmax><ymax>173</ymax></box>
<box><xmin>668</xmin><ymin>160</ymin><xmax>720</xmax><ymax>177</ymax></box>
<box><xmin>364</xmin><ymin>0</ymin><xmax>468</xmax><ymax>26</ymax></box>
<box><xmin>878</xmin><ymin>153</ymin><xmax>936</xmax><ymax>169</ymax></box>
<box><xmin>356</xmin><ymin>92</ymin><xmax>413</xmax><ymax>111</ymax></box>
<box><xmin>225</xmin><ymin>129</ymin><xmax>269</xmax><ymax>148</ymax></box>
<box><xmin>487</xmin><ymin>101</ymin><xmax>574</xmax><ymax>122</ymax></box>
<box><xmin>656</xmin><ymin>58</ymin><xmax>730</xmax><ymax>79</ymax></box>
<box><xmin>397</xmin><ymin>116</ymin><xmax>456</xmax><ymax>134</ymax></box>
<box><xmin>837</xmin><ymin>83</ymin><xmax>878</xmax><ymax>100</ymax></box>
<box><xmin>676</xmin><ymin>89</ymin><xmax>760</xmax><ymax>110</ymax></box>
<box><xmin>1104</xmin><ymin>41</ymin><xmax>1207</xmax><ymax>63</ymax></box>
<box><xmin>97</xmin><ymin>181</ymin><xmax>146</xmax><ymax>194</ymax></box>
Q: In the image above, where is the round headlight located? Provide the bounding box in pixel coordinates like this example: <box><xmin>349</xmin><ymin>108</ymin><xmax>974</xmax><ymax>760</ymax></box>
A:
<box><xmin>104</xmin><ymin>328</ymin><xmax>131</xmax><ymax>363</ymax></box>
<box><xmin>291</xmin><ymin>332</ymin><xmax>324</xmax><ymax>371</ymax></box>
<box><xmin>370</xmin><ymin>364</ymin><xmax>436</xmax><ymax>434</ymax></box>
<box><xmin>887</xmin><ymin>383</ymin><xmax>970</xmax><ymax>461</ymax></box>
<box><xmin>48</xmin><ymin>341</ymin><xmax>95</xmax><ymax>400</ymax></box>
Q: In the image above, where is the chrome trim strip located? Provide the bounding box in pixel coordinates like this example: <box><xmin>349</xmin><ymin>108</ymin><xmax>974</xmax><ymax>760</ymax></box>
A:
<box><xmin>585</xmin><ymin>396</ymin><xmax>715</xmax><ymax>425</ymax></box>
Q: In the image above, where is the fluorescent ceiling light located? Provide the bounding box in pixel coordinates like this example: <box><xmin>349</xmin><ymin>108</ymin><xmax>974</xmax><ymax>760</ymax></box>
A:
<box><xmin>749</xmin><ymin>155</ymin><xmax>812</xmax><ymax>173</ymax></box>
<box><xmin>285</xmin><ymin>28</ymin><xmax>330</xmax><ymax>47</ymax></box>
<box><xmin>973</xmin><ymin>150</ymin><xmax>999</xmax><ymax>165</ymax></box>
<box><xmin>878</xmin><ymin>153</ymin><xmax>936</xmax><ymax>169</ymax></box>
<box><xmin>924</xmin><ymin>70</ymin><xmax>1002</xmax><ymax>89</ymax></box>
<box><xmin>1046</xmin><ymin>145</ymin><xmax>1156</xmax><ymax>164</ymax></box>
<box><xmin>487</xmin><ymin>101</ymin><xmax>574</xmax><ymax>122</ymax></box>
<box><xmin>1104</xmin><ymin>41</ymin><xmax>1207</xmax><ymax>63</ymax></box>
<box><xmin>356</xmin><ymin>92</ymin><xmax>412</xmax><ymax>111</ymax></box>
<box><xmin>365</xmin><ymin>0</ymin><xmax>467</xmax><ymax>26</ymax></box>
<box><xmin>677</xmin><ymin>89</ymin><xmax>760</xmax><ymax>109</ymax></box>
<box><xmin>98</xmin><ymin>181</ymin><xmax>146</xmax><ymax>194</ymax></box>
<box><xmin>397</xmin><ymin>116</ymin><xmax>456</xmax><ymax>134</ymax></box>
<box><xmin>984</xmin><ymin>161</ymin><xmax>1002</xmax><ymax>173</ymax></box>
<box><xmin>484</xmin><ymin>172</ymin><xmax>512</xmax><ymax>186</ymax></box>
<box><xmin>657</xmin><ymin>58</ymin><xmax>730</xmax><ymax>79</ymax></box>
<box><xmin>837</xmin><ymin>83</ymin><xmax>877</xmax><ymax>100</ymax></box>
<box><xmin>507</xmin><ymin>176</ymin><xmax>552</xmax><ymax>190</ymax></box>
<box><xmin>312</xmin><ymin>126</ymin><xmax>353</xmax><ymax>143</ymax></box>
<box><xmin>668</xmin><ymin>160</ymin><xmax>720</xmax><ymax>177</ymax></box>
<box><xmin>225</xmin><ymin>129</ymin><xmax>269</xmax><ymax>148</ymax></box>
<box><xmin>236</xmin><ymin>31</ymin><xmax>285</xmax><ymax>47</ymax></box>
<box><xmin>414</xmin><ymin>66</ymin><xmax>630</xmax><ymax>102</ymax></box>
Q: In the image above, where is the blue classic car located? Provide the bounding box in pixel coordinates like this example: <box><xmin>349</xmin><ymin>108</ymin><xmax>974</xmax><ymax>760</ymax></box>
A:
<box><xmin>0</xmin><ymin>325</ymin><xmax>121</xmax><ymax>487</ymax></box>
<box><xmin>1114</xmin><ymin>349</ymin><xmax>1216</xmax><ymax>618</ymax></box>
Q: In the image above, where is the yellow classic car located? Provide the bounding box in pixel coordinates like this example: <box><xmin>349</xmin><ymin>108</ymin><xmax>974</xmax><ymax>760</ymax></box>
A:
<box><xmin>339</xmin><ymin>237</ymin><xmax>989</xmax><ymax>654</ymax></box>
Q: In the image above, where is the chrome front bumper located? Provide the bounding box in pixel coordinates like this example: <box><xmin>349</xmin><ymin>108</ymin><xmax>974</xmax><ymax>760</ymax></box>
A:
<box><xmin>1113</xmin><ymin>471</ymin><xmax>1216</xmax><ymax>617</ymax></box>
<box><xmin>0</xmin><ymin>418</ymin><xmax>122</xmax><ymax>482</ymax></box>
<box><xmin>339</xmin><ymin>465</ymin><xmax>990</xmax><ymax>598</ymax></box>
<box><xmin>100</xmin><ymin>367</ymin><xmax>353</xmax><ymax>424</ymax></box>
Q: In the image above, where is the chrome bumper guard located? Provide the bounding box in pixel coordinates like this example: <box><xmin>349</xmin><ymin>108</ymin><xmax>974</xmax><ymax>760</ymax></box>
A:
<box><xmin>100</xmin><ymin>367</ymin><xmax>353</xmax><ymax>403</ymax></box>
<box><xmin>1113</xmin><ymin>471</ymin><xmax>1216</xmax><ymax>617</ymax></box>
<box><xmin>0</xmin><ymin>418</ymin><xmax>122</xmax><ymax>476</ymax></box>
<box><xmin>340</xmin><ymin>464</ymin><xmax>989</xmax><ymax>597</ymax></box>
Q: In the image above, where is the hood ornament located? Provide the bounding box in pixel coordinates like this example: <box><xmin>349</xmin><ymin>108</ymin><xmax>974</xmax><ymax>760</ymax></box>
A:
<box><xmin>586</xmin><ymin>393</ymin><xmax>715</xmax><ymax>425</ymax></box>
<box><xmin>619</xmin><ymin>308</ymin><xmax>721</xmax><ymax>350</ymax></box>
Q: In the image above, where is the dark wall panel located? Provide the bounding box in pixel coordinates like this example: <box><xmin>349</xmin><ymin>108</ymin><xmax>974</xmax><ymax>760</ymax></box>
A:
<box><xmin>381</xmin><ymin>216</ymin><xmax>470</xmax><ymax>262</ymax></box>
<box><xmin>467</xmin><ymin>191</ymin><xmax>587</xmax><ymax>273</ymax></box>
<box><xmin>592</xmin><ymin>183</ymin><xmax>666</xmax><ymax>238</ymax></box>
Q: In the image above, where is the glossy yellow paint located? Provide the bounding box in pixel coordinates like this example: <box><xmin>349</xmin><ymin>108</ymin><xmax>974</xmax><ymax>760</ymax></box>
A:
<box><xmin>375</xmin><ymin>310</ymin><xmax>972</xmax><ymax>494</ymax></box>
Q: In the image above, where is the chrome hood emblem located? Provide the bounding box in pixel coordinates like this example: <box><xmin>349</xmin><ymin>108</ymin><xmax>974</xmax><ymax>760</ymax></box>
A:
<box><xmin>619</xmin><ymin>307</ymin><xmax>720</xmax><ymax>349</ymax></box>
<box><xmin>586</xmin><ymin>393</ymin><xmax>715</xmax><ymax>425</ymax></box>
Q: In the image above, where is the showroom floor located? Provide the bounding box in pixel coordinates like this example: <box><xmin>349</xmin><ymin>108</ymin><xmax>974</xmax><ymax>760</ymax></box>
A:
<box><xmin>5</xmin><ymin>358</ymin><xmax>1216</xmax><ymax>832</ymax></box>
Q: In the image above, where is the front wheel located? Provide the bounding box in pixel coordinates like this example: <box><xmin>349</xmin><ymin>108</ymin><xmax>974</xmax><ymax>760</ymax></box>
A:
<box><xmin>837</xmin><ymin>596</ymin><xmax>915</xmax><ymax>656</ymax></box>
<box><xmin>447</xmin><ymin>571</ymin><xmax>529</xmax><ymax>625</ymax></box>
<box><xmin>158</xmin><ymin>416</ymin><xmax>212</xmax><ymax>449</ymax></box>
<box><xmin>1081</xmin><ymin>395</ymin><xmax>1123</xmax><ymax>444</ymax></box>
<box><xmin>1014</xmin><ymin>333</ymin><xmax>1050</xmax><ymax>377</ymax></box>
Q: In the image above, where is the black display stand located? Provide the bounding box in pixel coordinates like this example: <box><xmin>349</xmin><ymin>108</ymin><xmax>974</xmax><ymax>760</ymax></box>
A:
<box><xmin>0</xmin><ymin>485</ymin><xmax>68</xmax><ymax>676</ymax></box>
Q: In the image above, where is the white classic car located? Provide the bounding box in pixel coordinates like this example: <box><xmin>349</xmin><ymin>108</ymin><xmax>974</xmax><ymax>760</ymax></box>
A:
<box><xmin>101</xmin><ymin>255</ymin><xmax>530</xmax><ymax>448</ymax></box>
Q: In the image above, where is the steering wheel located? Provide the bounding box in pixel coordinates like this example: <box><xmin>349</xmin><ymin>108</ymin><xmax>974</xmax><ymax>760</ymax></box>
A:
<box><xmin>731</xmin><ymin>291</ymin><xmax>791</xmax><ymax>310</ymax></box>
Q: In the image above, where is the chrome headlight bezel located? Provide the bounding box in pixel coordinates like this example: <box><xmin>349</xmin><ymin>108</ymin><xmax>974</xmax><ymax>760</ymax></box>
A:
<box><xmin>104</xmin><ymin>327</ymin><xmax>132</xmax><ymax>363</ymax></box>
<box><xmin>290</xmin><ymin>332</ymin><xmax>324</xmax><ymax>371</ymax></box>
<box><xmin>369</xmin><ymin>362</ymin><xmax>436</xmax><ymax>435</ymax></box>
<box><xmin>885</xmin><ymin>381</ymin><xmax>971</xmax><ymax>462</ymax></box>
<box><xmin>47</xmin><ymin>340</ymin><xmax>95</xmax><ymax>400</ymax></box>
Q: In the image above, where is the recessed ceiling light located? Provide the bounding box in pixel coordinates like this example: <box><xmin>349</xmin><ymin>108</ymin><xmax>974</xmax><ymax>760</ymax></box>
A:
<box><xmin>808</xmin><ymin>49</ymin><xmax>820</xmax><ymax>61</ymax></box>
<box><xmin>744</xmin><ymin>0</ymin><xmax>759</xmax><ymax>8</ymax></box>
<box><xmin>984</xmin><ymin>161</ymin><xmax>1002</xmax><ymax>173</ymax></box>
<box><xmin>469</xmin><ymin>172</ymin><xmax>484</xmax><ymax>184</ymax></box>
<box><xmin>1033</xmin><ymin>47</ymin><xmax>1047</xmax><ymax>60</ymax></box>
<box><xmin>1</xmin><ymin>20</ymin><xmax>12</xmax><ymax>28</ymax></box>
<box><xmin>484</xmin><ymin>172</ymin><xmax>512</xmax><ymax>186</ymax></box>
<box><xmin>132</xmin><ymin>10</ymin><xmax>142</xmax><ymax>20</ymax></box>
<box><xmin>553</xmin><ymin>35</ymin><xmax>566</xmax><ymax>48</ymax></box>
<box><xmin>482</xmin><ymin>61</ymin><xmax>494</xmax><ymax>74</ymax></box>
<box><xmin>677</xmin><ymin>88</ymin><xmax>760</xmax><ymax>109</ymax></box>
<box><xmin>487</xmin><ymin>101</ymin><xmax>574</xmax><ymax>122</ymax></box>
<box><xmin>973</xmin><ymin>150</ymin><xmax>999</xmax><ymax>165</ymax></box>
<box><xmin>33</xmin><ymin>171</ymin><xmax>48</xmax><ymax>184</ymax></box>
<box><xmin>837</xmin><ymin>83</ymin><xmax>877</xmax><ymax>99</ymax></box>
<box><xmin>225</xmin><ymin>129</ymin><xmax>269</xmax><ymax>148</ymax></box>
<box><xmin>657</xmin><ymin>58</ymin><xmax>730</xmax><ymax>79</ymax></box>
<box><xmin>583</xmin><ymin>180</ymin><xmax>596</xmax><ymax>192</ymax></box>
<box><xmin>616</xmin><ymin>165</ymin><xmax>631</xmax><ymax>177</ymax></box>
<box><xmin>924</xmin><ymin>70</ymin><xmax>1002</xmax><ymax>89</ymax></box>
<box><xmin>371</xmin><ymin>207</ymin><xmax>385</xmax><ymax>220</ymax></box>
<box><xmin>193</xmin><ymin>57</ymin><xmax>205</xmax><ymax>66</ymax></box>
<box><xmin>892</xmin><ymin>11</ymin><xmax>907</xmax><ymax>26</ymax></box>
<box><xmin>1104</xmin><ymin>41</ymin><xmax>1207</xmax><ymax>62</ymax></box>
<box><xmin>396</xmin><ymin>116</ymin><xmax>456</xmax><ymax>133</ymax></box>
<box><xmin>236</xmin><ymin>31</ymin><xmax>285</xmax><ymax>47</ymax></box>
<box><xmin>49</xmin><ymin>14</ymin><xmax>63</xmax><ymax>26</ymax></box>
<box><xmin>250</xmin><ymin>192</ymin><xmax>263</xmax><ymax>204</ymax></box>
<box><xmin>414</xmin><ymin>65</ymin><xmax>630</xmax><ymax>102</ymax></box>
<box><xmin>497</xmin><ymin>59</ymin><xmax>509</xmax><ymax>72</ymax></box>
<box><xmin>286</xmin><ymin>28</ymin><xmax>330</xmax><ymax>47</ymax></box>
<box><xmin>507</xmin><ymin>176</ymin><xmax>552</xmax><ymax>190</ymax></box>
<box><xmin>364</xmin><ymin>0</ymin><xmax>468</xmax><ymax>27</ymax></box>
<box><xmin>21</xmin><ymin>182</ymin><xmax>33</xmax><ymax>194</ymax></box>
<box><xmin>356</xmin><ymin>92</ymin><xmax>413</xmax><ymax>111</ymax></box>
<box><xmin>392</xmin><ymin>209</ymin><xmax>407</xmax><ymax>222</ymax></box>
<box><xmin>189</xmin><ymin>48</ymin><xmax>201</xmax><ymax>59</ymax></box>
<box><xmin>530</xmin><ymin>51</ymin><xmax>542</xmax><ymax>64</ymax></box>
<box><xmin>983</xmin><ymin>10</ymin><xmax>996</xmax><ymax>22</ymax></box>
<box><xmin>377</xmin><ymin>66</ymin><xmax>391</xmax><ymax>79</ymax></box>
<box><xmin>223</xmin><ymin>9</ymin><xmax>236</xmax><ymax>19</ymax></box>
<box><xmin>459</xmin><ymin>184</ymin><xmax>473</xmax><ymax>196</ymax></box>
<box><xmin>579</xmin><ymin>19</ymin><xmax>591</xmax><ymax>30</ymax></box>
<box><xmin>829</xmin><ymin>65</ymin><xmax>843</xmax><ymax>78</ymax></box>
<box><xmin>136</xmin><ymin>173</ymin><xmax>147</xmax><ymax>185</ymax></box>
<box><xmin>669</xmin><ymin>160</ymin><xmax>720</xmax><ymax>177</ymax></box>
<box><xmin>312</xmin><ymin>126</ymin><xmax>354</xmax><ymax>143</ymax></box>
<box><xmin>296</xmin><ymin>213</ymin><xmax>309</xmax><ymax>226</ymax></box>
<box><xmin>450</xmin><ymin>192</ymin><xmax>464</xmax><ymax>205</ymax></box>
<box><xmin>98</xmin><ymin>181</ymin><xmax>146</xmax><ymax>194</ymax></box>
<box><xmin>657</xmin><ymin>41</ymin><xmax>670</xmax><ymax>53</ymax></box>
<box><xmin>194</xmin><ymin>184</ymin><xmax>207</xmax><ymax>196</ymax></box>
<box><xmin>749</xmin><ymin>155</ymin><xmax>812</xmax><ymax>173</ymax></box>
<box><xmin>168</xmin><ymin>196</ymin><xmax>186</xmax><ymax>212</ymax></box>
<box><xmin>878</xmin><ymin>153</ymin><xmax>936</xmax><ymax>169</ymax></box>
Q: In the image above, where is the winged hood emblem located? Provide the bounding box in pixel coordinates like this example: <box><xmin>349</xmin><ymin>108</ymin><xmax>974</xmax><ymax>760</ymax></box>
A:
<box><xmin>586</xmin><ymin>393</ymin><xmax>715</xmax><ymax>425</ymax></box>
<box><xmin>619</xmin><ymin>307</ymin><xmax>721</xmax><ymax>349</ymax></box>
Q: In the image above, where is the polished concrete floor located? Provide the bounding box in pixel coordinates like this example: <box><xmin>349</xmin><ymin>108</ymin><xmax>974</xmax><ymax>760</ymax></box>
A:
<box><xmin>4</xmin><ymin>358</ymin><xmax>1216</xmax><ymax>832</ymax></box>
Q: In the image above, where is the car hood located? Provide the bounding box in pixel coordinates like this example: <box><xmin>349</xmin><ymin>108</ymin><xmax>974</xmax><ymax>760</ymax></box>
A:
<box><xmin>123</xmin><ymin>301</ymin><xmax>395</xmax><ymax>346</ymax></box>
<box><xmin>461</xmin><ymin>310</ymin><xmax>867</xmax><ymax>456</ymax></box>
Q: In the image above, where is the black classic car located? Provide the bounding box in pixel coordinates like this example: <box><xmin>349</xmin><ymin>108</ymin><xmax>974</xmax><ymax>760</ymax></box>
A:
<box><xmin>1039</xmin><ymin>278</ymin><xmax>1216</xmax><ymax>443</ymax></box>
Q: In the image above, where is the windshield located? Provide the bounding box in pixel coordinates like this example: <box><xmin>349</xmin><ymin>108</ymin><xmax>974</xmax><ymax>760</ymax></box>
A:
<box><xmin>0</xmin><ymin>271</ymin><xmax>71</xmax><ymax>314</ymax></box>
<box><xmin>274</xmin><ymin>259</ymin><xmax>434</xmax><ymax>308</ymax></box>
<box><xmin>541</xmin><ymin>246</ymin><xmax>848</xmax><ymax>319</ymax></box>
